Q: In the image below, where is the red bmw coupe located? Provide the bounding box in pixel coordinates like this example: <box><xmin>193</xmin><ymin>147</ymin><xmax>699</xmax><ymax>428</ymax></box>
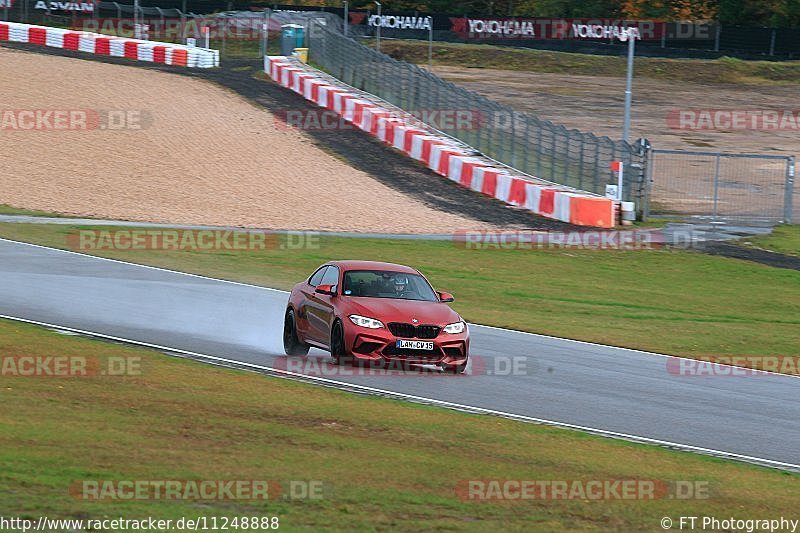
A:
<box><xmin>283</xmin><ymin>260</ymin><xmax>469</xmax><ymax>373</ymax></box>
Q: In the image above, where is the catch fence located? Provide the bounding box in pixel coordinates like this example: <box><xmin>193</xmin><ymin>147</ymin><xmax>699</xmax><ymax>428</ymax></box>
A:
<box><xmin>306</xmin><ymin>19</ymin><xmax>648</xmax><ymax>205</ymax></box>
<box><xmin>647</xmin><ymin>150</ymin><xmax>795</xmax><ymax>223</ymax></box>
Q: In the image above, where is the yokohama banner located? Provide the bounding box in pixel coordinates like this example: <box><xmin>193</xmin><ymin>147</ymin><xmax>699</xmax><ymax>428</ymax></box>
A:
<box><xmin>366</xmin><ymin>14</ymin><xmax>432</xmax><ymax>30</ymax></box>
<box><xmin>267</xmin><ymin>5</ymin><xmax>684</xmax><ymax>41</ymax></box>
<box><xmin>448</xmin><ymin>18</ymin><xmax>661</xmax><ymax>40</ymax></box>
<box><xmin>343</xmin><ymin>11</ymin><xmax>664</xmax><ymax>40</ymax></box>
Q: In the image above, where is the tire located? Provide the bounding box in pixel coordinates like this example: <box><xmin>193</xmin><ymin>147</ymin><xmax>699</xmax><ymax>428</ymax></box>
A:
<box><xmin>283</xmin><ymin>308</ymin><xmax>309</xmax><ymax>356</ymax></box>
<box><xmin>329</xmin><ymin>320</ymin><xmax>351</xmax><ymax>366</ymax></box>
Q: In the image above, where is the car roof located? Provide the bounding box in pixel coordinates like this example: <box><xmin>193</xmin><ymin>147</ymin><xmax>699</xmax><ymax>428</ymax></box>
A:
<box><xmin>327</xmin><ymin>260</ymin><xmax>419</xmax><ymax>274</ymax></box>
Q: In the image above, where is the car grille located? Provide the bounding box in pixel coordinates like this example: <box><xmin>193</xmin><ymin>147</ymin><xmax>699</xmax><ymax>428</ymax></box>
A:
<box><xmin>388</xmin><ymin>323</ymin><xmax>441</xmax><ymax>339</ymax></box>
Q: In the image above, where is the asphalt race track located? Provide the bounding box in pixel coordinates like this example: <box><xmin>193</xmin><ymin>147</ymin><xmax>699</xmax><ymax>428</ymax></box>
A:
<box><xmin>2</xmin><ymin>238</ymin><xmax>799</xmax><ymax>469</ymax></box>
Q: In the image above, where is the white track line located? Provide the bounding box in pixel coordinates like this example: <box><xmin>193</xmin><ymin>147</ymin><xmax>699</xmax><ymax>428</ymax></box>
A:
<box><xmin>0</xmin><ymin>313</ymin><xmax>798</xmax><ymax>472</ymax></box>
<box><xmin>0</xmin><ymin>237</ymin><xmax>286</xmax><ymax>293</ymax></box>
<box><xmin>2</xmin><ymin>236</ymin><xmax>798</xmax><ymax>380</ymax></box>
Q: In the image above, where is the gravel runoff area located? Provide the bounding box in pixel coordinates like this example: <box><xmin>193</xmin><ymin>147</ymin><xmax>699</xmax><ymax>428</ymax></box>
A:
<box><xmin>432</xmin><ymin>65</ymin><xmax>800</xmax><ymax>155</ymax></box>
<box><xmin>430</xmin><ymin>65</ymin><xmax>799</xmax><ymax>220</ymax></box>
<box><xmin>0</xmin><ymin>45</ymin><xmax>573</xmax><ymax>233</ymax></box>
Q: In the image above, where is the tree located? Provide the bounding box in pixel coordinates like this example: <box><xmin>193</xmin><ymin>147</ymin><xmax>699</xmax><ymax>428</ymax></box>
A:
<box><xmin>311</xmin><ymin>0</ymin><xmax>800</xmax><ymax>25</ymax></box>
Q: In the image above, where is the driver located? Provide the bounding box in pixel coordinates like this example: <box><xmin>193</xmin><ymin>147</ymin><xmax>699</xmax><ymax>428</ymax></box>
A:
<box><xmin>393</xmin><ymin>275</ymin><xmax>412</xmax><ymax>298</ymax></box>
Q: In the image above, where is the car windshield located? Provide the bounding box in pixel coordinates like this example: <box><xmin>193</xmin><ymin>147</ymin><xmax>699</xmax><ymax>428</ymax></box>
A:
<box><xmin>342</xmin><ymin>270</ymin><xmax>438</xmax><ymax>301</ymax></box>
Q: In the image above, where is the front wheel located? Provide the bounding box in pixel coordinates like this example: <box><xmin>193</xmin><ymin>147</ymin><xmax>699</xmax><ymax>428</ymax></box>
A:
<box><xmin>330</xmin><ymin>320</ymin><xmax>352</xmax><ymax>366</ymax></box>
<box><xmin>283</xmin><ymin>308</ymin><xmax>309</xmax><ymax>356</ymax></box>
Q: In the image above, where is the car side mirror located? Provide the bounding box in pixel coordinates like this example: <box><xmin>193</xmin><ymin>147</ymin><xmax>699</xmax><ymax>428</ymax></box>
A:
<box><xmin>438</xmin><ymin>291</ymin><xmax>454</xmax><ymax>303</ymax></box>
<box><xmin>315</xmin><ymin>284</ymin><xmax>336</xmax><ymax>296</ymax></box>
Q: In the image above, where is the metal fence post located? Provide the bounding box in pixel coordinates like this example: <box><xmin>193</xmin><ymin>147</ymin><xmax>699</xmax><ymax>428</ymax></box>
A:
<box><xmin>402</xmin><ymin>65</ymin><xmax>410</xmax><ymax>109</ymax></box>
<box><xmin>622</xmin><ymin>33</ymin><xmax>635</xmax><ymax>143</ymax></box>
<box><xmin>469</xmin><ymin>94</ymin><xmax>479</xmax><ymax>149</ymax></box>
<box><xmin>133</xmin><ymin>0</ymin><xmax>139</xmax><ymax>37</ymax></box>
<box><xmin>562</xmin><ymin>130</ymin><xmax>570</xmax><ymax>186</ymax></box>
<box><xmin>518</xmin><ymin>118</ymin><xmax>529</xmax><ymax>175</ymax></box>
<box><xmin>343</xmin><ymin>0</ymin><xmax>348</xmax><ymax>37</ymax></box>
<box><xmin>712</xmin><ymin>154</ymin><xmax>721</xmax><ymax>221</ymax></box>
<box><xmin>642</xmin><ymin>149</ymin><xmax>654</xmax><ymax>221</ymax></box>
<box><xmin>221</xmin><ymin>17</ymin><xmax>226</xmax><ymax>57</ymax></box>
<box><xmin>769</xmin><ymin>29</ymin><xmax>776</xmax><ymax>56</ymax></box>
<box><xmin>577</xmin><ymin>135</ymin><xmax>585</xmax><ymax>191</ymax></box>
<box><xmin>785</xmin><ymin>156</ymin><xmax>795</xmax><ymax>223</ymax></box>
<box><xmin>536</xmin><ymin>123</ymin><xmax>543</xmax><ymax>178</ymax></box>
<box><xmin>375</xmin><ymin>1</ymin><xmax>381</xmax><ymax>52</ymax></box>
<box><xmin>156</xmin><ymin>7</ymin><xmax>164</xmax><ymax>33</ymax></box>
<box><xmin>264</xmin><ymin>10</ymin><xmax>270</xmax><ymax>56</ymax></box>
<box><xmin>631</xmin><ymin>140</ymin><xmax>649</xmax><ymax>210</ymax></box>
<box><xmin>714</xmin><ymin>25</ymin><xmax>720</xmax><ymax>52</ymax></box>
<box><xmin>485</xmin><ymin>104</ymin><xmax>493</xmax><ymax>159</ymax></box>
<box><xmin>428</xmin><ymin>16</ymin><xmax>433</xmax><ymax>71</ymax></box>
<box><xmin>180</xmin><ymin>0</ymin><xmax>186</xmax><ymax>42</ymax></box>
<box><xmin>509</xmin><ymin>110</ymin><xmax>517</xmax><ymax>168</ymax></box>
<box><xmin>549</xmin><ymin>128</ymin><xmax>557</xmax><ymax>182</ymax></box>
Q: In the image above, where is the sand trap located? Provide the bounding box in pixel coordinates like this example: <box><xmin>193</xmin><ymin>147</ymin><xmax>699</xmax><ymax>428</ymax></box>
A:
<box><xmin>0</xmin><ymin>47</ymin><xmax>494</xmax><ymax>233</ymax></box>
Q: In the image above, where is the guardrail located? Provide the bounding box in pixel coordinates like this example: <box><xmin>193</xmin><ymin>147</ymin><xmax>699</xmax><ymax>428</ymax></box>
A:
<box><xmin>267</xmin><ymin>55</ymin><xmax>618</xmax><ymax>228</ymax></box>
<box><xmin>305</xmin><ymin>19</ymin><xmax>648</xmax><ymax>211</ymax></box>
<box><xmin>0</xmin><ymin>21</ymin><xmax>219</xmax><ymax>67</ymax></box>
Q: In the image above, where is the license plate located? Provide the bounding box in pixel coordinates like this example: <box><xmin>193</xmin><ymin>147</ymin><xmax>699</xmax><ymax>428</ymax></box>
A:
<box><xmin>396</xmin><ymin>339</ymin><xmax>434</xmax><ymax>350</ymax></box>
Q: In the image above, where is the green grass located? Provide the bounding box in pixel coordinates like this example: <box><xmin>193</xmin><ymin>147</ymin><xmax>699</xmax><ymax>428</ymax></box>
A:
<box><xmin>745</xmin><ymin>224</ymin><xmax>800</xmax><ymax>257</ymax></box>
<box><xmin>0</xmin><ymin>204</ymin><xmax>71</xmax><ymax>217</ymax></box>
<box><xmin>0</xmin><ymin>222</ymin><xmax>798</xmax><ymax>368</ymax></box>
<box><xmin>382</xmin><ymin>40</ymin><xmax>800</xmax><ymax>86</ymax></box>
<box><xmin>1</xmin><ymin>318</ymin><xmax>798</xmax><ymax>530</ymax></box>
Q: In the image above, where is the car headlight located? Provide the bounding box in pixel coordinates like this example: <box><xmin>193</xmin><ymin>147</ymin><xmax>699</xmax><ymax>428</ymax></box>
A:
<box><xmin>349</xmin><ymin>314</ymin><xmax>384</xmax><ymax>329</ymax></box>
<box><xmin>443</xmin><ymin>321</ymin><xmax>465</xmax><ymax>334</ymax></box>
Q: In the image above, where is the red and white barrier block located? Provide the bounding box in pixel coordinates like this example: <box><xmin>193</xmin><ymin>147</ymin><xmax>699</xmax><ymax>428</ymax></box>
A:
<box><xmin>0</xmin><ymin>22</ymin><xmax>219</xmax><ymax>68</ymax></box>
<box><xmin>266</xmin><ymin>56</ymin><xmax>617</xmax><ymax>228</ymax></box>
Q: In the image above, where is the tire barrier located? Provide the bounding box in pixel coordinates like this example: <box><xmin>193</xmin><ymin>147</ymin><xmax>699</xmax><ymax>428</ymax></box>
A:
<box><xmin>0</xmin><ymin>22</ymin><xmax>219</xmax><ymax>69</ymax></box>
<box><xmin>266</xmin><ymin>55</ymin><xmax>617</xmax><ymax>228</ymax></box>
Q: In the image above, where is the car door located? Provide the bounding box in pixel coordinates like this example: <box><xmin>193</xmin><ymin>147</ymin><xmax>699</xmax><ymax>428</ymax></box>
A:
<box><xmin>305</xmin><ymin>265</ymin><xmax>340</xmax><ymax>346</ymax></box>
<box><xmin>297</xmin><ymin>265</ymin><xmax>328</xmax><ymax>341</ymax></box>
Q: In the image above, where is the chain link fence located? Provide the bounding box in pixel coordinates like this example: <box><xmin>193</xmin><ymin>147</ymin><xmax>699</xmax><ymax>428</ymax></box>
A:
<box><xmin>306</xmin><ymin>19</ymin><xmax>647</xmax><ymax>204</ymax></box>
<box><xmin>647</xmin><ymin>150</ymin><xmax>795</xmax><ymax>223</ymax></box>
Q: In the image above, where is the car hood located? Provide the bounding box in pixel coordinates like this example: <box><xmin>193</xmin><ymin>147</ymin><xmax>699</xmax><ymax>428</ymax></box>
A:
<box><xmin>344</xmin><ymin>297</ymin><xmax>460</xmax><ymax>326</ymax></box>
